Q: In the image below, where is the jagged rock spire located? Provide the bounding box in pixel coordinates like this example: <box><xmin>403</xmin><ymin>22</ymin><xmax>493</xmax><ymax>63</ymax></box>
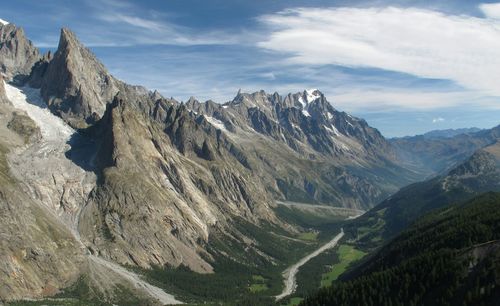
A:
<box><xmin>0</xmin><ymin>22</ymin><xmax>40</xmax><ymax>82</ymax></box>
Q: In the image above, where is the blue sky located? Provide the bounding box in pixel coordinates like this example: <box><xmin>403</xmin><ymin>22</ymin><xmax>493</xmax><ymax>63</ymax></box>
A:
<box><xmin>2</xmin><ymin>0</ymin><xmax>500</xmax><ymax>137</ymax></box>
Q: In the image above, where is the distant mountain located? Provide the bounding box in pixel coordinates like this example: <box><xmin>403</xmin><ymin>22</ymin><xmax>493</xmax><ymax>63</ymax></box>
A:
<box><xmin>301</xmin><ymin>192</ymin><xmax>500</xmax><ymax>306</ymax></box>
<box><xmin>348</xmin><ymin>140</ymin><xmax>500</xmax><ymax>248</ymax></box>
<box><xmin>391</xmin><ymin>125</ymin><xmax>500</xmax><ymax>176</ymax></box>
<box><xmin>420</xmin><ymin>127</ymin><xmax>482</xmax><ymax>139</ymax></box>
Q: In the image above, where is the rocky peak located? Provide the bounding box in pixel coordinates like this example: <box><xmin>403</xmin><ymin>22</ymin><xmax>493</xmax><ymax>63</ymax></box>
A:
<box><xmin>58</xmin><ymin>27</ymin><xmax>80</xmax><ymax>51</ymax></box>
<box><xmin>0</xmin><ymin>22</ymin><xmax>40</xmax><ymax>82</ymax></box>
<box><xmin>300</xmin><ymin>89</ymin><xmax>322</xmax><ymax>105</ymax></box>
<box><xmin>37</xmin><ymin>28</ymin><xmax>121</xmax><ymax>128</ymax></box>
<box><xmin>185</xmin><ymin>96</ymin><xmax>200</xmax><ymax>109</ymax></box>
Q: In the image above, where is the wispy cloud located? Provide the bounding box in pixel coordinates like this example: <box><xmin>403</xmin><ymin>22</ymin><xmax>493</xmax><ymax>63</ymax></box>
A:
<box><xmin>432</xmin><ymin>117</ymin><xmax>445</xmax><ymax>123</ymax></box>
<box><xmin>257</xmin><ymin>5</ymin><xmax>500</xmax><ymax>96</ymax></box>
<box><xmin>98</xmin><ymin>13</ymin><xmax>166</xmax><ymax>31</ymax></box>
<box><xmin>83</xmin><ymin>0</ymin><xmax>244</xmax><ymax>46</ymax></box>
<box><xmin>329</xmin><ymin>87</ymin><xmax>500</xmax><ymax>112</ymax></box>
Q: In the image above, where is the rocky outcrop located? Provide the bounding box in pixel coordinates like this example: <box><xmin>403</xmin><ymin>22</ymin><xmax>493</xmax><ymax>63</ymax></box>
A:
<box><xmin>0</xmin><ymin>23</ymin><xmax>40</xmax><ymax>82</ymax></box>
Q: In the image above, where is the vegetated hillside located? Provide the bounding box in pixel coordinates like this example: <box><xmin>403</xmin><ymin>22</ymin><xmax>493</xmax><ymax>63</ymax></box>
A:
<box><xmin>301</xmin><ymin>192</ymin><xmax>500</xmax><ymax>306</ymax></box>
<box><xmin>391</xmin><ymin>125</ymin><xmax>500</xmax><ymax>176</ymax></box>
<box><xmin>347</xmin><ymin>141</ymin><xmax>500</xmax><ymax>249</ymax></box>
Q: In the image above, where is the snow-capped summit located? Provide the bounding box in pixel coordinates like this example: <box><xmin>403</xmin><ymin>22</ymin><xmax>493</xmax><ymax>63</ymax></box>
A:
<box><xmin>0</xmin><ymin>18</ymin><xmax>9</xmax><ymax>25</ymax></box>
<box><xmin>305</xmin><ymin>89</ymin><xmax>321</xmax><ymax>103</ymax></box>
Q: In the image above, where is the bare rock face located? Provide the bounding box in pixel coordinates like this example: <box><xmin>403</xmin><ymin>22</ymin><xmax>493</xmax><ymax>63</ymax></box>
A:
<box><xmin>0</xmin><ymin>23</ymin><xmax>40</xmax><ymax>82</ymax></box>
<box><xmin>38</xmin><ymin>28</ymin><xmax>120</xmax><ymax>128</ymax></box>
<box><xmin>79</xmin><ymin>95</ymin><xmax>277</xmax><ymax>273</ymax></box>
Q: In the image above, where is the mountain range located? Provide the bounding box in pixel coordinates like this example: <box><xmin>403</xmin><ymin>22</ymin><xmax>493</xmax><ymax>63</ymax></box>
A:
<box><xmin>1</xmin><ymin>20</ymin><xmax>499</xmax><ymax>305</ymax></box>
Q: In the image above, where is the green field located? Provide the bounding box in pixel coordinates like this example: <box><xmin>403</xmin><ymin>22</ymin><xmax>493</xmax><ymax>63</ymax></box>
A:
<box><xmin>282</xmin><ymin>297</ymin><xmax>304</xmax><ymax>306</ymax></box>
<box><xmin>320</xmin><ymin>244</ymin><xmax>366</xmax><ymax>287</ymax></box>
<box><xmin>249</xmin><ymin>275</ymin><xmax>269</xmax><ymax>292</ymax></box>
<box><xmin>297</xmin><ymin>231</ymin><xmax>318</xmax><ymax>241</ymax></box>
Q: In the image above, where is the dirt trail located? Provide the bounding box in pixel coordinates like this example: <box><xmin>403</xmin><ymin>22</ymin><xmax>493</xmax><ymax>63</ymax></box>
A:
<box><xmin>276</xmin><ymin>201</ymin><xmax>365</xmax><ymax>217</ymax></box>
<box><xmin>275</xmin><ymin>229</ymin><xmax>344</xmax><ymax>301</ymax></box>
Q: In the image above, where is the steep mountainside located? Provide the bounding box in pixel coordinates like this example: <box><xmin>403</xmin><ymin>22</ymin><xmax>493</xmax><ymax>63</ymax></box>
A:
<box><xmin>186</xmin><ymin>90</ymin><xmax>419</xmax><ymax>209</ymax></box>
<box><xmin>348</xmin><ymin>140</ymin><xmax>500</xmax><ymax>248</ymax></box>
<box><xmin>391</xmin><ymin>125</ymin><xmax>500</xmax><ymax>176</ymax></box>
<box><xmin>301</xmin><ymin>192</ymin><xmax>500</xmax><ymax>306</ymax></box>
<box><xmin>78</xmin><ymin>93</ymin><xmax>279</xmax><ymax>273</ymax></box>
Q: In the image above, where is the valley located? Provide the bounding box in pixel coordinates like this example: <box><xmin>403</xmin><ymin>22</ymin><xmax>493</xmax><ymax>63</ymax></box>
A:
<box><xmin>1</xmin><ymin>11</ymin><xmax>499</xmax><ymax>306</ymax></box>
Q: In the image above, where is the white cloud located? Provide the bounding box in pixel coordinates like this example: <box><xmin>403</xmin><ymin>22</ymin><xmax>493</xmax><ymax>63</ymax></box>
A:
<box><xmin>432</xmin><ymin>117</ymin><xmax>445</xmax><ymax>123</ymax></box>
<box><xmin>328</xmin><ymin>88</ymin><xmax>496</xmax><ymax>112</ymax></box>
<box><xmin>99</xmin><ymin>13</ymin><xmax>166</xmax><ymax>31</ymax></box>
<box><xmin>258</xmin><ymin>5</ymin><xmax>500</xmax><ymax>96</ymax></box>
<box><xmin>480</xmin><ymin>3</ymin><xmax>500</xmax><ymax>19</ymax></box>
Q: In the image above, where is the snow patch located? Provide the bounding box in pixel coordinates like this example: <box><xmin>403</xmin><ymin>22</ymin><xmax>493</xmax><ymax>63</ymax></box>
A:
<box><xmin>325</xmin><ymin>124</ymin><xmax>340</xmax><ymax>136</ymax></box>
<box><xmin>297</xmin><ymin>96</ymin><xmax>307</xmax><ymax>108</ymax></box>
<box><xmin>302</xmin><ymin>110</ymin><xmax>311</xmax><ymax>117</ymax></box>
<box><xmin>4</xmin><ymin>82</ymin><xmax>74</xmax><ymax>141</ymax></box>
<box><xmin>0</xmin><ymin>18</ymin><xmax>9</xmax><ymax>25</ymax></box>
<box><xmin>222</xmin><ymin>105</ymin><xmax>229</xmax><ymax>109</ymax></box>
<box><xmin>305</xmin><ymin>89</ymin><xmax>320</xmax><ymax>103</ymax></box>
<box><xmin>204</xmin><ymin>115</ymin><xmax>227</xmax><ymax>132</ymax></box>
<box><xmin>327</xmin><ymin>112</ymin><xmax>333</xmax><ymax>120</ymax></box>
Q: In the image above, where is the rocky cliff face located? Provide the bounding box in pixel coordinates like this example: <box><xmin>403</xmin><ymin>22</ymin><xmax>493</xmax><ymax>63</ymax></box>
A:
<box><xmin>78</xmin><ymin>94</ymin><xmax>278</xmax><ymax>273</ymax></box>
<box><xmin>37</xmin><ymin>28</ymin><xmax>119</xmax><ymax>127</ymax></box>
<box><xmin>0</xmin><ymin>22</ymin><xmax>40</xmax><ymax>82</ymax></box>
